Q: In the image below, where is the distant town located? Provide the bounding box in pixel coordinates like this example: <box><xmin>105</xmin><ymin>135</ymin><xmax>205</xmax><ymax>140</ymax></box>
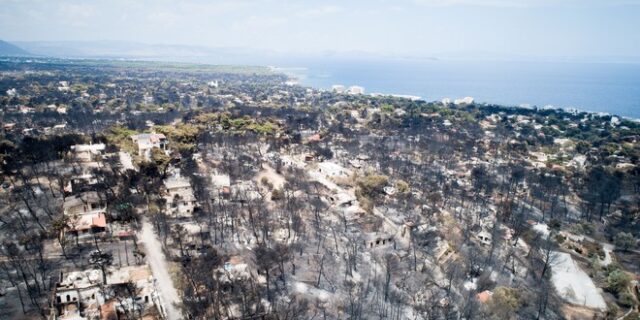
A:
<box><xmin>0</xmin><ymin>57</ymin><xmax>638</xmax><ymax>320</ymax></box>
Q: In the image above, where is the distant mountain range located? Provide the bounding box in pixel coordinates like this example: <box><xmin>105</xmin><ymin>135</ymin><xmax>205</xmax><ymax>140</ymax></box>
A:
<box><xmin>0</xmin><ymin>40</ymin><xmax>272</xmax><ymax>65</ymax></box>
<box><xmin>1</xmin><ymin>40</ymin><xmax>436</xmax><ymax>66</ymax></box>
<box><xmin>1</xmin><ymin>40</ymin><xmax>638</xmax><ymax>65</ymax></box>
<box><xmin>0</xmin><ymin>40</ymin><xmax>31</xmax><ymax>56</ymax></box>
<box><xmin>5</xmin><ymin>40</ymin><xmax>300</xmax><ymax>65</ymax></box>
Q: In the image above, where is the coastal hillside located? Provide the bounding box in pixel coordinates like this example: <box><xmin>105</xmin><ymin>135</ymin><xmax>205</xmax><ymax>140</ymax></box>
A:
<box><xmin>0</xmin><ymin>40</ymin><xmax>30</xmax><ymax>56</ymax></box>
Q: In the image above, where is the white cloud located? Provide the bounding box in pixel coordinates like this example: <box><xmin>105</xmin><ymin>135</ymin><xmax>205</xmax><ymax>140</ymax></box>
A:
<box><xmin>59</xmin><ymin>2</ymin><xmax>95</xmax><ymax>19</ymax></box>
<box><xmin>56</xmin><ymin>2</ymin><xmax>96</xmax><ymax>27</ymax></box>
<box><xmin>176</xmin><ymin>0</ymin><xmax>253</xmax><ymax>14</ymax></box>
<box><xmin>296</xmin><ymin>5</ymin><xmax>345</xmax><ymax>17</ymax></box>
<box><xmin>232</xmin><ymin>15</ymin><xmax>287</xmax><ymax>31</ymax></box>
<box><xmin>147</xmin><ymin>11</ymin><xmax>181</xmax><ymax>26</ymax></box>
<box><xmin>0</xmin><ymin>0</ymin><xmax>638</xmax><ymax>57</ymax></box>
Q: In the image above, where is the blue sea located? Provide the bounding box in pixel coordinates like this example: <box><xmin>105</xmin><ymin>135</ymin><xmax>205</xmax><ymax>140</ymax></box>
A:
<box><xmin>280</xmin><ymin>58</ymin><xmax>640</xmax><ymax>119</ymax></box>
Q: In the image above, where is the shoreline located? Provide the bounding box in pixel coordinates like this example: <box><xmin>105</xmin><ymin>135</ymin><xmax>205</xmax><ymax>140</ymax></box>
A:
<box><xmin>277</xmin><ymin>59</ymin><xmax>640</xmax><ymax>120</ymax></box>
<box><xmin>292</xmin><ymin>79</ymin><xmax>640</xmax><ymax>122</ymax></box>
<box><xmin>2</xmin><ymin>55</ymin><xmax>637</xmax><ymax>122</ymax></box>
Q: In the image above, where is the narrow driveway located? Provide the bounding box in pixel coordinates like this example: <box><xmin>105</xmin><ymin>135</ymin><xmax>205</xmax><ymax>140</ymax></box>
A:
<box><xmin>138</xmin><ymin>218</ymin><xmax>182</xmax><ymax>320</ymax></box>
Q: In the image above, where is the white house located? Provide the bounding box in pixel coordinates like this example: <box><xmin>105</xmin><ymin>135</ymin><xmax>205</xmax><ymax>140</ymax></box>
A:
<box><xmin>164</xmin><ymin>170</ymin><xmax>198</xmax><ymax>218</ymax></box>
<box><xmin>62</xmin><ymin>192</ymin><xmax>108</xmax><ymax>238</ymax></box>
<box><xmin>211</xmin><ymin>173</ymin><xmax>231</xmax><ymax>199</ymax></box>
<box><xmin>53</xmin><ymin>265</ymin><xmax>161</xmax><ymax>320</ymax></box>
<box><xmin>131</xmin><ymin>133</ymin><xmax>168</xmax><ymax>161</ymax></box>
<box><xmin>331</xmin><ymin>85</ymin><xmax>345</xmax><ymax>93</ymax></box>
<box><xmin>454</xmin><ymin>97</ymin><xmax>474</xmax><ymax>105</ymax></box>
<box><xmin>347</xmin><ymin>86</ymin><xmax>365</xmax><ymax>95</ymax></box>
<box><xmin>70</xmin><ymin>143</ymin><xmax>106</xmax><ymax>162</ymax></box>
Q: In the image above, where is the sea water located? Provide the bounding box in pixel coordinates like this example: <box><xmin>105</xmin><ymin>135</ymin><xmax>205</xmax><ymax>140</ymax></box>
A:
<box><xmin>283</xmin><ymin>58</ymin><xmax>640</xmax><ymax>119</ymax></box>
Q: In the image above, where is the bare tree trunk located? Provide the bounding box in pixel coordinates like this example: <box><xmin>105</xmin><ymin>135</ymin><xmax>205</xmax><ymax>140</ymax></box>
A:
<box><xmin>316</xmin><ymin>254</ymin><xmax>325</xmax><ymax>288</ymax></box>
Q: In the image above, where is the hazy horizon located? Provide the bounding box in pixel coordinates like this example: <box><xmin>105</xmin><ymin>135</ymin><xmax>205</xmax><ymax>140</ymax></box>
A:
<box><xmin>1</xmin><ymin>0</ymin><xmax>640</xmax><ymax>62</ymax></box>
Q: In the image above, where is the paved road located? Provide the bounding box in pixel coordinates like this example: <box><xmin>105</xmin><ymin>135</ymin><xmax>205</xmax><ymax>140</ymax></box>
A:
<box><xmin>138</xmin><ymin>218</ymin><xmax>182</xmax><ymax>320</ymax></box>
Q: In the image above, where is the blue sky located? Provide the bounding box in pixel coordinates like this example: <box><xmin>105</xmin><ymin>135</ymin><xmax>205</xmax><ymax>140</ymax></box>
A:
<box><xmin>1</xmin><ymin>0</ymin><xmax>639</xmax><ymax>59</ymax></box>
